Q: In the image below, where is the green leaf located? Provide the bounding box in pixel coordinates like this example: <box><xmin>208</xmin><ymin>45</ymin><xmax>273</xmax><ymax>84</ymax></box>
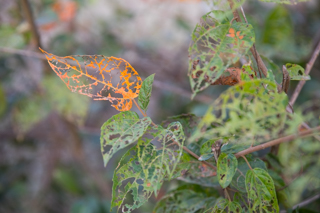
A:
<box><xmin>259</xmin><ymin>0</ymin><xmax>310</xmax><ymax>4</ymax></box>
<box><xmin>161</xmin><ymin>114</ymin><xmax>200</xmax><ymax>138</ymax></box>
<box><xmin>217</xmin><ymin>153</ymin><xmax>238</xmax><ymax>188</ymax></box>
<box><xmin>111</xmin><ymin>123</ymin><xmax>185</xmax><ymax>212</ymax></box>
<box><xmin>200</xmin><ymin>137</ymin><xmax>233</xmax><ymax>156</ymax></box>
<box><xmin>245</xmin><ymin>168</ymin><xmax>279</xmax><ymax>212</ymax></box>
<box><xmin>111</xmin><ymin>141</ymin><xmax>163</xmax><ymax>212</ymax></box>
<box><xmin>188</xmin><ymin>11</ymin><xmax>255</xmax><ymax>96</ymax></box>
<box><xmin>231</xmin><ymin>155</ymin><xmax>267</xmax><ymax>193</ymax></box>
<box><xmin>199</xmin><ymin>153</ymin><xmax>215</xmax><ymax>161</ymax></box>
<box><xmin>154</xmin><ymin>188</ymin><xmax>216</xmax><ymax>213</ymax></box>
<box><xmin>190</xmin><ymin>79</ymin><xmax>304</xmax><ymax>153</ymax></box>
<box><xmin>208</xmin><ymin>198</ymin><xmax>242</xmax><ymax>213</ymax></box>
<box><xmin>286</xmin><ymin>63</ymin><xmax>310</xmax><ymax>80</ymax></box>
<box><xmin>138</xmin><ymin>74</ymin><xmax>155</xmax><ymax>111</ymax></box>
<box><xmin>100</xmin><ymin>111</ymin><xmax>151</xmax><ymax>166</ymax></box>
<box><xmin>178</xmin><ymin>160</ymin><xmax>219</xmax><ymax>187</ymax></box>
<box><xmin>240</xmin><ymin>64</ymin><xmax>256</xmax><ymax>81</ymax></box>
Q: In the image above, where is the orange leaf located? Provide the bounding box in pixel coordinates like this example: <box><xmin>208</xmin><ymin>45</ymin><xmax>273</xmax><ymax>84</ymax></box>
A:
<box><xmin>40</xmin><ymin>48</ymin><xmax>142</xmax><ymax>111</ymax></box>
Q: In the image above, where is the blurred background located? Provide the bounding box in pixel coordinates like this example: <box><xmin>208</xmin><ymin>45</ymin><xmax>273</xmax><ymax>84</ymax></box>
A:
<box><xmin>0</xmin><ymin>0</ymin><xmax>319</xmax><ymax>212</ymax></box>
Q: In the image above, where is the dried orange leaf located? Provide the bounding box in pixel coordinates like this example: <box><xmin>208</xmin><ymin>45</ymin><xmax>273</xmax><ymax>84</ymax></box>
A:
<box><xmin>40</xmin><ymin>48</ymin><xmax>142</xmax><ymax>111</ymax></box>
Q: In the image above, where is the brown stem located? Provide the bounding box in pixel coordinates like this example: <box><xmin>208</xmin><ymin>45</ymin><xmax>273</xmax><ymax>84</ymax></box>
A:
<box><xmin>21</xmin><ymin>0</ymin><xmax>42</xmax><ymax>48</ymax></box>
<box><xmin>224</xmin><ymin>188</ymin><xmax>232</xmax><ymax>201</ymax></box>
<box><xmin>133</xmin><ymin>98</ymin><xmax>147</xmax><ymax>117</ymax></box>
<box><xmin>289</xmin><ymin>40</ymin><xmax>320</xmax><ymax>106</ymax></box>
<box><xmin>241</xmin><ymin>155</ymin><xmax>252</xmax><ymax>170</ymax></box>
<box><xmin>235</xmin><ymin>126</ymin><xmax>320</xmax><ymax>158</ymax></box>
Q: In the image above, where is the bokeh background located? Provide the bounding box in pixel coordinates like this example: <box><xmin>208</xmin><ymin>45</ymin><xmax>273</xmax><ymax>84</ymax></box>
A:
<box><xmin>0</xmin><ymin>0</ymin><xmax>320</xmax><ymax>212</ymax></box>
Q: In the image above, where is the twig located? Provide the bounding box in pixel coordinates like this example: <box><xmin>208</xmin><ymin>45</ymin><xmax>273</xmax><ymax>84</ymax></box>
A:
<box><xmin>292</xmin><ymin>193</ymin><xmax>320</xmax><ymax>210</ymax></box>
<box><xmin>241</xmin><ymin>155</ymin><xmax>252</xmax><ymax>170</ymax></box>
<box><xmin>21</xmin><ymin>0</ymin><xmax>42</xmax><ymax>48</ymax></box>
<box><xmin>133</xmin><ymin>98</ymin><xmax>147</xmax><ymax>117</ymax></box>
<box><xmin>289</xmin><ymin>40</ymin><xmax>320</xmax><ymax>106</ymax></box>
<box><xmin>280</xmin><ymin>193</ymin><xmax>320</xmax><ymax>212</ymax></box>
<box><xmin>235</xmin><ymin>126</ymin><xmax>320</xmax><ymax>158</ymax></box>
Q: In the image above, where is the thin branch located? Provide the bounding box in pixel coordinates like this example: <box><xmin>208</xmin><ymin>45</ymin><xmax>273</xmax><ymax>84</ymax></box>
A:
<box><xmin>292</xmin><ymin>193</ymin><xmax>320</xmax><ymax>210</ymax></box>
<box><xmin>289</xmin><ymin>40</ymin><xmax>320</xmax><ymax>106</ymax></box>
<box><xmin>241</xmin><ymin>155</ymin><xmax>252</xmax><ymax>170</ymax></box>
<box><xmin>235</xmin><ymin>126</ymin><xmax>320</xmax><ymax>158</ymax></box>
<box><xmin>132</xmin><ymin>98</ymin><xmax>147</xmax><ymax>117</ymax></box>
<box><xmin>21</xmin><ymin>0</ymin><xmax>42</xmax><ymax>48</ymax></box>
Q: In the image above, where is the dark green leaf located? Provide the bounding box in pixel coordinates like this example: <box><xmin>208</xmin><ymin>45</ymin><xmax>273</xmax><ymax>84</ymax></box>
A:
<box><xmin>217</xmin><ymin>153</ymin><xmax>238</xmax><ymax>188</ymax></box>
<box><xmin>100</xmin><ymin>111</ymin><xmax>151</xmax><ymax>166</ymax></box>
<box><xmin>138</xmin><ymin>74</ymin><xmax>155</xmax><ymax>111</ymax></box>
<box><xmin>245</xmin><ymin>168</ymin><xmax>279</xmax><ymax>212</ymax></box>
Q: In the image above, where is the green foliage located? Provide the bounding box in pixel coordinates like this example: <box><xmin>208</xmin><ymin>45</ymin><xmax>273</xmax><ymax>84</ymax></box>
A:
<box><xmin>138</xmin><ymin>74</ymin><xmax>155</xmax><ymax>112</ymax></box>
<box><xmin>231</xmin><ymin>155</ymin><xmax>267</xmax><ymax>193</ymax></box>
<box><xmin>188</xmin><ymin>11</ymin><xmax>255</xmax><ymax>96</ymax></box>
<box><xmin>217</xmin><ymin>153</ymin><xmax>238</xmax><ymax>188</ymax></box>
<box><xmin>286</xmin><ymin>63</ymin><xmax>310</xmax><ymax>80</ymax></box>
<box><xmin>154</xmin><ymin>187</ymin><xmax>216</xmax><ymax>213</ymax></box>
<box><xmin>245</xmin><ymin>168</ymin><xmax>279</xmax><ymax>212</ymax></box>
<box><xmin>208</xmin><ymin>198</ymin><xmax>242</xmax><ymax>213</ymax></box>
<box><xmin>190</xmin><ymin>79</ymin><xmax>304</xmax><ymax>153</ymax></box>
<box><xmin>100</xmin><ymin>111</ymin><xmax>152</xmax><ymax>166</ymax></box>
<box><xmin>111</xmin><ymin>122</ymin><xmax>185</xmax><ymax>212</ymax></box>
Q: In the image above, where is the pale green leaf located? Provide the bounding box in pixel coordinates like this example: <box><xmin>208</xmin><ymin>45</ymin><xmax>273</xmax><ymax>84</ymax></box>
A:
<box><xmin>245</xmin><ymin>168</ymin><xmax>279</xmax><ymax>212</ymax></box>
<box><xmin>190</xmin><ymin>79</ymin><xmax>304</xmax><ymax>153</ymax></box>
<box><xmin>188</xmin><ymin>11</ymin><xmax>255</xmax><ymax>96</ymax></box>
<box><xmin>198</xmin><ymin>153</ymin><xmax>215</xmax><ymax>161</ymax></box>
<box><xmin>217</xmin><ymin>153</ymin><xmax>238</xmax><ymax>188</ymax></box>
<box><xmin>231</xmin><ymin>155</ymin><xmax>267</xmax><ymax>193</ymax></box>
<box><xmin>100</xmin><ymin>111</ymin><xmax>151</xmax><ymax>166</ymax></box>
<box><xmin>138</xmin><ymin>74</ymin><xmax>155</xmax><ymax>111</ymax></box>
<box><xmin>111</xmin><ymin>123</ymin><xmax>185</xmax><ymax>212</ymax></box>
<box><xmin>286</xmin><ymin>63</ymin><xmax>310</xmax><ymax>80</ymax></box>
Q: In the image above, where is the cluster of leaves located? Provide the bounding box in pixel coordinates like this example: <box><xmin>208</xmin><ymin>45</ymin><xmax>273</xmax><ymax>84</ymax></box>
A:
<box><xmin>41</xmin><ymin>0</ymin><xmax>319</xmax><ymax>212</ymax></box>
